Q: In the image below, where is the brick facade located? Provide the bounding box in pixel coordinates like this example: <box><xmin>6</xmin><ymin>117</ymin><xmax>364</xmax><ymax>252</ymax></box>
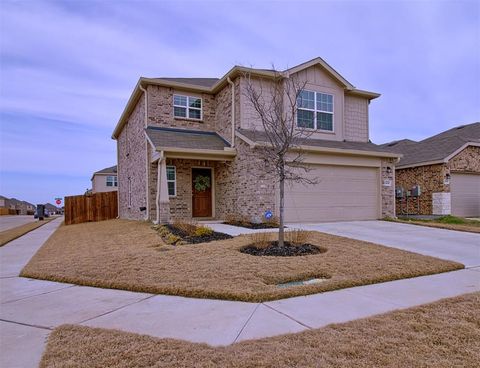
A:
<box><xmin>117</xmin><ymin>67</ymin><xmax>396</xmax><ymax>223</ymax></box>
<box><xmin>381</xmin><ymin>158</ymin><xmax>396</xmax><ymax>218</ymax></box>
<box><xmin>117</xmin><ymin>97</ymin><xmax>148</xmax><ymax>220</ymax></box>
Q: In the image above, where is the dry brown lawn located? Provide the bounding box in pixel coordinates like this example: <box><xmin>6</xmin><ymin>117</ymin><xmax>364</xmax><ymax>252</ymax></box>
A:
<box><xmin>21</xmin><ymin>219</ymin><xmax>463</xmax><ymax>302</ymax></box>
<box><xmin>40</xmin><ymin>292</ymin><xmax>480</xmax><ymax>368</ymax></box>
<box><xmin>0</xmin><ymin>218</ymin><xmax>54</xmax><ymax>247</ymax></box>
<box><xmin>391</xmin><ymin>218</ymin><xmax>480</xmax><ymax>234</ymax></box>
<box><xmin>400</xmin><ymin>221</ymin><xmax>480</xmax><ymax>234</ymax></box>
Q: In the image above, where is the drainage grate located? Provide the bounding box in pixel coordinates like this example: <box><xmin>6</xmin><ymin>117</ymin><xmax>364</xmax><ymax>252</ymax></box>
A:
<box><xmin>277</xmin><ymin>278</ymin><xmax>328</xmax><ymax>288</ymax></box>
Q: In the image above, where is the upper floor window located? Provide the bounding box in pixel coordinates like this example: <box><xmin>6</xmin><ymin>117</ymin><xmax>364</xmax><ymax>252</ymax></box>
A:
<box><xmin>106</xmin><ymin>175</ymin><xmax>118</xmax><ymax>187</ymax></box>
<box><xmin>297</xmin><ymin>90</ymin><xmax>334</xmax><ymax>131</ymax></box>
<box><xmin>166</xmin><ymin>166</ymin><xmax>176</xmax><ymax>196</ymax></box>
<box><xmin>173</xmin><ymin>94</ymin><xmax>202</xmax><ymax>120</ymax></box>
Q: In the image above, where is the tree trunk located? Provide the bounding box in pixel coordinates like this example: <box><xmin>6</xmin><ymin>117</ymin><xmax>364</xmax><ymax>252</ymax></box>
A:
<box><xmin>279</xmin><ymin>175</ymin><xmax>285</xmax><ymax>247</ymax></box>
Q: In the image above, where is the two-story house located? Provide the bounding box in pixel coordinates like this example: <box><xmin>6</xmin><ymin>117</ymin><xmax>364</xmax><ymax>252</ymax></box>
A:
<box><xmin>91</xmin><ymin>165</ymin><xmax>118</xmax><ymax>193</ymax></box>
<box><xmin>112</xmin><ymin>57</ymin><xmax>400</xmax><ymax>223</ymax></box>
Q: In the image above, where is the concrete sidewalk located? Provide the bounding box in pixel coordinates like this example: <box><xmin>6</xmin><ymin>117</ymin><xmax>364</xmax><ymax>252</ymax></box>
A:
<box><xmin>1</xmin><ymin>218</ymin><xmax>479</xmax><ymax>367</ymax></box>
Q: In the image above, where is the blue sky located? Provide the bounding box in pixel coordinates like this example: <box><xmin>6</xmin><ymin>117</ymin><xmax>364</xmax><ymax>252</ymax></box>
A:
<box><xmin>1</xmin><ymin>0</ymin><xmax>479</xmax><ymax>204</ymax></box>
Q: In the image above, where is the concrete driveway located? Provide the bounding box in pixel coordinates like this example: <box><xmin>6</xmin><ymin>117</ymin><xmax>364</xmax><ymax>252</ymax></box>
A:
<box><xmin>209</xmin><ymin>220</ymin><xmax>480</xmax><ymax>268</ymax></box>
<box><xmin>291</xmin><ymin>220</ymin><xmax>480</xmax><ymax>268</ymax></box>
<box><xmin>0</xmin><ymin>215</ymin><xmax>35</xmax><ymax>232</ymax></box>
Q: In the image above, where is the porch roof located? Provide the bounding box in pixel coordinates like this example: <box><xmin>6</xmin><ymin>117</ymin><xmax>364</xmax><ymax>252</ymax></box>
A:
<box><xmin>146</xmin><ymin>126</ymin><xmax>236</xmax><ymax>161</ymax></box>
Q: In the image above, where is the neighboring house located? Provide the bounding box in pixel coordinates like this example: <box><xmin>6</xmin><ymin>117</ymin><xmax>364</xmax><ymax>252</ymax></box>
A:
<box><xmin>45</xmin><ymin>203</ymin><xmax>61</xmax><ymax>215</ymax></box>
<box><xmin>20</xmin><ymin>201</ymin><xmax>36</xmax><ymax>215</ymax></box>
<box><xmin>91</xmin><ymin>165</ymin><xmax>118</xmax><ymax>193</ymax></box>
<box><xmin>381</xmin><ymin>122</ymin><xmax>480</xmax><ymax>217</ymax></box>
<box><xmin>1</xmin><ymin>197</ymin><xmax>36</xmax><ymax>215</ymax></box>
<box><xmin>112</xmin><ymin>57</ymin><xmax>401</xmax><ymax>223</ymax></box>
<box><xmin>0</xmin><ymin>195</ymin><xmax>9</xmax><ymax>208</ymax></box>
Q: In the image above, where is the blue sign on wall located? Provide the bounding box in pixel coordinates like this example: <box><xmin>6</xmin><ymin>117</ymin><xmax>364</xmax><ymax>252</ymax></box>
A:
<box><xmin>264</xmin><ymin>210</ymin><xmax>273</xmax><ymax>219</ymax></box>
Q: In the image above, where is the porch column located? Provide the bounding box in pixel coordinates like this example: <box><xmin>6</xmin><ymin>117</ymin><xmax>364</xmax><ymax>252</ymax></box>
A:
<box><xmin>156</xmin><ymin>156</ymin><xmax>170</xmax><ymax>224</ymax></box>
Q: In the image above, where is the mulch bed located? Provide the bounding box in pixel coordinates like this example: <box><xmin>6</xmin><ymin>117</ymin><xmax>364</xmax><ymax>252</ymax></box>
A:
<box><xmin>165</xmin><ymin>224</ymin><xmax>233</xmax><ymax>244</ymax></box>
<box><xmin>241</xmin><ymin>241</ymin><xmax>325</xmax><ymax>256</ymax></box>
<box><xmin>223</xmin><ymin>221</ymin><xmax>280</xmax><ymax>229</ymax></box>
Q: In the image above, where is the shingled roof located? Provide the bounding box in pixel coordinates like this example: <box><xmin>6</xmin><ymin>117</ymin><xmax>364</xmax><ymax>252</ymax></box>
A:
<box><xmin>236</xmin><ymin>129</ymin><xmax>399</xmax><ymax>157</ymax></box>
<box><xmin>93</xmin><ymin>165</ymin><xmax>117</xmax><ymax>175</ymax></box>
<box><xmin>154</xmin><ymin>78</ymin><xmax>219</xmax><ymax>88</ymax></box>
<box><xmin>145</xmin><ymin>126</ymin><xmax>231</xmax><ymax>151</ymax></box>
<box><xmin>380</xmin><ymin>122</ymin><xmax>480</xmax><ymax>168</ymax></box>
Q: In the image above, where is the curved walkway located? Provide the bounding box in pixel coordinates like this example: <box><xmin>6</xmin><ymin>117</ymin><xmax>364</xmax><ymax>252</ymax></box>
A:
<box><xmin>1</xmin><ymin>218</ymin><xmax>479</xmax><ymax>368</ymax></box>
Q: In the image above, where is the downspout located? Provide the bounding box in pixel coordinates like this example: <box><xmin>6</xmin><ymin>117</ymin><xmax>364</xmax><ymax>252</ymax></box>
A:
<box><xmin>227</xmin><ymin>77</ymin><xmax>235</xmax><ymax>147</ymax></box>
<box><xmin>155</xmin><ymin>151</ymin><xmax>163</xmax><ymax>224</ymax></box>
<box><xmin>139</xmin><ymin>83</ymin><xmax>150</xmax><ymax>220</ymax></box>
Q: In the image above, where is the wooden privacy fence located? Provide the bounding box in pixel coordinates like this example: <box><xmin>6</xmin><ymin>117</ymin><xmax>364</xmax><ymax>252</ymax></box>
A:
<box><xmin>65</xmin><ymin>191</ymin><xmax>118</xmax><ymax>225</ymax></box>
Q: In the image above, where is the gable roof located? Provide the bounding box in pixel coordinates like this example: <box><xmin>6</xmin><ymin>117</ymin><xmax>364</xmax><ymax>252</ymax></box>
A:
<box><xmin>145</xmin><ymin>126</ymin><xmax>231</xmax><ymax>151</ymax></box>
<box><xmin>381</xmin><ymin>122</ymin><xmax>480</xmax><ymax>168</ymax></box>
<box><xmin>112</xmin><ymin>57</ymin><xmax>380</xmax><ymax>139</ymax></box>
<box><xmin>237</xmin><ymin>129</ymin><xmax>401</xmax><ymax>159</ymax></box>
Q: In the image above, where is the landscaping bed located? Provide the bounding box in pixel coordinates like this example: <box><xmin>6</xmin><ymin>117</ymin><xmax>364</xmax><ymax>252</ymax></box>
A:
<box><xmin>223</xmin><ymin>214</ymin><xmax>280</xmax><ymax>229</ymax></box>
<box><xmin>241</xmin><ymin>241</ymin><xmax>324</xmax><ymax>256</ymax></box>
<box><xmin>388</xmin><ymin>215</ymin><xmax>480</xmax><ymax>234</ymax></box>
<box><xmin>40</xmin><ymin>292</ymin><xmax>480</xmax><ymax>368</ymax></box>
<box><xmin>154</xmin><ymin>221</ymin><xmax>232</xmax><ymax>245</ymax></box>
<box><xmin>21</xmin><ymin>219</ymin><xmax>463</xmax><ymax>302</ymax></box>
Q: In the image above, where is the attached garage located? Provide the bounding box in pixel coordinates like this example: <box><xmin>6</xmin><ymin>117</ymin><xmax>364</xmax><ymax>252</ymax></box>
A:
<box><xmin>283</xmin><ymin>165</ymin><xmax>380</xmax><ymax>222</ymax></box>
<box><xmin>451</xmin><ymin>173</ymin><xmax>480</xmax><ymax>217</ymax></box>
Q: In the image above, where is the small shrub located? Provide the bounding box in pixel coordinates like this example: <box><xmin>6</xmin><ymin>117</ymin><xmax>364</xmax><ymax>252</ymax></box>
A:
<box><xmin>263</xmin><ymin>216</ymin><xmax>280</xmax><ymax>227</ymax></box>
<box><xmin>249</xmin><ymin>232</ymin><xmax>272</xmax><ymax>249</ymax></box>
<box><xmin>286</xmin><ymin>229</ymin><xmax>312</xmax><ymax>245</ymax></box>
<box><xmin>172</xmin><ymin>219</ymin><xmax>198</xmax><ymax>237</ymax></box>
<box><xmin>225</xmin><ymin>214</ymin><xmax>251</xmax><ymax>226</ymax></box>
<box><xmin>157</xmin><ymin>226</ymin><xmax>170</xmax><ymax>237</ymax></box>
<box><xmin>165</xmin><ymin>233</ymin><xmax>181</xmax><ymax>245</ymax></box>
<box><xmin>194</xmin><ymin>226</ymin><xmax>214</xmax><ymax>237</ymax></box>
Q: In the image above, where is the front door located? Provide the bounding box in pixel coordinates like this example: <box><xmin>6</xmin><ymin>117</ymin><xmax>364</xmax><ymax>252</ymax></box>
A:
<box><xmin>192</xmin><ymin>168</ymin><xmax>212</xmax><ymax>217</ymax></box>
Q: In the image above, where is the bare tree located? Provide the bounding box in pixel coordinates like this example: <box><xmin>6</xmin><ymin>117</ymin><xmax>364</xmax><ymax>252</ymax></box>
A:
<box><xmin>243</xmin><ymin>69</ymin><xmax>317</xmax><ymax>246</ymax></box>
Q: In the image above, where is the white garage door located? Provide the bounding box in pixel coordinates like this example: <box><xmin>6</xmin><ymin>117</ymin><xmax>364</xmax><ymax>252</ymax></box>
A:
<box><xmin>284</xmin><ymin>165</ymin><xmax>380</xmax><ymax>222</ymax></box>
<box><xmin>451</xmin><ymin>173</ymin><xmax>480</xmax><ymax>217</ymax></box>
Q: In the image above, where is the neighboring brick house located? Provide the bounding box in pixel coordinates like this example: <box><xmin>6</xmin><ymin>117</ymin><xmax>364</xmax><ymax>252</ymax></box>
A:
<box><xmin>112</xmin><ymin>57</ymin><xmax>401</xmax><ymax>223</ymax></box>
<box><xmin>381</xmin><ymin>122</ymin><xmax>480</xmax><ymax>217</ymax></box>
<box><xmin>91</xmin><ymin>165</ymin><xmax>118</xmax><ymax>193</ymax></box>
<box><xmin>0</xmin><ymin>197</ymin><xmax>36</xmax><ymax>215</ymax></box>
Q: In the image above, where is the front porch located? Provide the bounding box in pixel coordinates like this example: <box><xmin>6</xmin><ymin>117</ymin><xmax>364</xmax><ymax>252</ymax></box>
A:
<box><xmin>149</xmin><ymin>157</ymin><xmax>235</xmax><ymax>223</ymax></box>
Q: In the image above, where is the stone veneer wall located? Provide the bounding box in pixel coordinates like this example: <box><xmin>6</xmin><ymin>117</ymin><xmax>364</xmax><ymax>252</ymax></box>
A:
<box><xmin>381</xmin><ymin>158</ymin><xmax>396</xmax><ymax>218</ymax></box>
<box><xmin>449</xmin><ymin>146</ymin><xmax>480</xmax><ymax>173</ymax></box>
<box><xmin>344</xmin><ymin>95</ymin><xmax>369</xmax><ymax>142</ymax></box>
<box><xmin>395</xmin><ymin>163</ymin><xmax>448</xmax><ymax>215</ymax></box>
<box><xmin>117</xmin><ymin>97</ymin><xmax>148</xmax><ymax>220</ymax></box>
<box><xmin>395</xmin><ymin>146</ymin><xmax>480</xmax><ymax>215</ymax></box>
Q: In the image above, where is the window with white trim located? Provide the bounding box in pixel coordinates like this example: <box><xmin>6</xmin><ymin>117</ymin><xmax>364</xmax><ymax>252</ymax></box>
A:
<box><xmin>297</xmin><ymin>90</ymin><xmax>334</xmax><ymax>131</ymax></box>
<box><xmin>106</xmin><ymin>176</ymin><xmax>117</xmax><ymax>187</ymax></box>
<box><xmin>173</xmin><ymin>94</ymin><xmax>202</xmax><ymax>120</ymax></box>
<box><xmin>166</xmin><ymin>166</ymin><xmax>176</xmax><ymax>196</ymax></box>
